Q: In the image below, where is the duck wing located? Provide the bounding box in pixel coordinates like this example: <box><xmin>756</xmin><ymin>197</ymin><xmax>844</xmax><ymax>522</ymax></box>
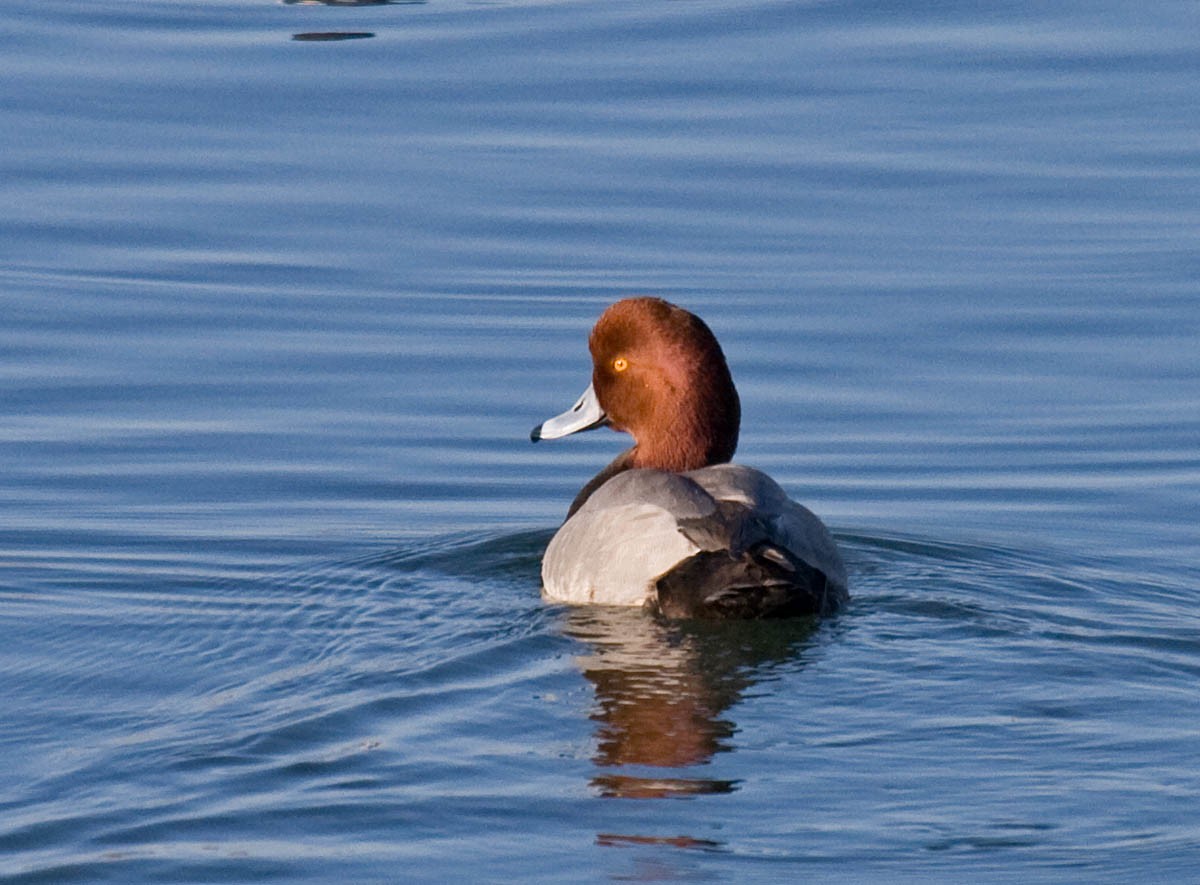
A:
<box><xmin>654</xmin><ymin>464</ymin><xmax>848</xmax><ymax>619</ymax></box>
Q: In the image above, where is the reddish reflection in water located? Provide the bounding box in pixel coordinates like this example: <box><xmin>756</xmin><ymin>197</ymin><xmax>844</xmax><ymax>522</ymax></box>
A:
<box><xmin>566</xmin><ymin>607</ymin><xmax>815</xmax><ymax>799</ymax></box>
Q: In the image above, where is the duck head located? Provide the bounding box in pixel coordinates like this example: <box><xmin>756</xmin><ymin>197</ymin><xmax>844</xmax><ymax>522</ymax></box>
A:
<box><xmin>532</xmin><ymin>298</ymin><xmax>740</xmax><ymax>472</ymax></box>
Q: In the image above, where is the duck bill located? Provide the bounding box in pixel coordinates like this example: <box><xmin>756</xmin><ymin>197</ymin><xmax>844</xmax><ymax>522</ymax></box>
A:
<box><xmin>531</xmin><ymin>382</ymin><xmax>609</xmax><ymax>442</ymax></box>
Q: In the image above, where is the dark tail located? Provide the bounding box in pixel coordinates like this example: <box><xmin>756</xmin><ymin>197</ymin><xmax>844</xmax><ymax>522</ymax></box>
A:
<box><xmin>652</xmin><ymin>545</ymin><xmax>838</xmax><ymax>620</ymax></box>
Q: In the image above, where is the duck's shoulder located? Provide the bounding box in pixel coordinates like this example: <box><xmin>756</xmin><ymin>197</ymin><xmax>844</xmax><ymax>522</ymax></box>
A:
<box><xmin>579</xmin><ymin>463</ymin><xmax>819</xmax><ymax>529</ymax></box>
<box><xmin>577</xmin><ymin>462</ymin><xmax>791</xmax><ymax>516</ymax></box>
<box><xmin>576</xmin><ymin>467</ymin><xmax>718</xmax><ymax>518</ymax></box>
<box><xmin>681</xmin><ymin>463</ymin><xmax>789</xmax><ymax>509</ymax></box>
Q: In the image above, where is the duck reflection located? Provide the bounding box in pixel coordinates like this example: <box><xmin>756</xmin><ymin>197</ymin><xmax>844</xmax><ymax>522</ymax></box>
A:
<box><xmin>565</xmin><ymin>607</ymin><xmax>816</xmax><ymax>799</ymax></box>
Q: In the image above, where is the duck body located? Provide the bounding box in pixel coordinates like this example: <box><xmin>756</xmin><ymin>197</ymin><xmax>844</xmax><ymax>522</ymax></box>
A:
<box><xmin>532</xmin><ymin>297</ymin><xmax>848</xmax><ymax>620</ymax></box>
<box><xmin>542</xmin><ymin>463</ymin><xmax>847</xmax><ymax>618</ymax></box>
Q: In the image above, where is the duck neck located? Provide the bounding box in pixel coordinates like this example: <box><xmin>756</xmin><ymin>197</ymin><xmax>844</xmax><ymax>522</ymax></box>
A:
<box><xmin>565</xmin><ymin>396</ymin><xmax>739</xmax><ymax>519</ymax></box>
<box><xmin>629</xmin><ymin>383</ymin><xmax>740</xmax><ymax>472</ymax></box>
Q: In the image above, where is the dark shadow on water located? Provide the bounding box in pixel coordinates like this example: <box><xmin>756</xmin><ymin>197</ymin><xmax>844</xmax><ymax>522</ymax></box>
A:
<box><xmin>292</xmin><ymin>31</ymin><xmax>375</xmax><ymax>40</ymax></box>
<box><xmin>595</xmin><ymin>832</ymin><xmax>725</xmax><ymax>852</ymax></box>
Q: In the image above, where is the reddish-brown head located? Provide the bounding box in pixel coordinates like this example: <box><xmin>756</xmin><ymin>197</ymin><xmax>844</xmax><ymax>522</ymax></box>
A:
<box><xmin>588</xmin><ymin>298</ymin><xmax>739</xmax><ymax>471</ymax></box>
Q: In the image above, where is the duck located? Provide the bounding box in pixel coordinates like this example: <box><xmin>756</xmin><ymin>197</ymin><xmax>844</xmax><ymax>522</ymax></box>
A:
<box><xmin>531</xmin><ymin>297</ymin><xmax>848</xmax><ymax>619</ymax></box>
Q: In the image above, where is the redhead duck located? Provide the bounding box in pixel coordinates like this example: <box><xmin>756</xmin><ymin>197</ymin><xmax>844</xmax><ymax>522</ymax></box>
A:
<box><xmin>531</xmin><ymin>297</ymin><xmax>848</xmax><ymax>619</ymax></box>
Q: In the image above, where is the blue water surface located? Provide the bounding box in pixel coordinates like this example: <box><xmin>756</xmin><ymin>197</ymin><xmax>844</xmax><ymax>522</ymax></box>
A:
<box><xmin>1</xmin><ymin>0</ymin><xmax>1198</xmax><ymax>881</ymax></box>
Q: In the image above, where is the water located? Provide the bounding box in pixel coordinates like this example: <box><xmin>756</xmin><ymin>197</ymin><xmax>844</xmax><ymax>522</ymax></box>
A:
<box><xmin>2</xmin><ymin>0</ymin><xmax>1198</xmax><ymax>881</ymax></box>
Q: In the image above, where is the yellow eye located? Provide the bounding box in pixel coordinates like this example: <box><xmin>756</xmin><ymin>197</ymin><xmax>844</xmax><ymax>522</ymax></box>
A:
<box><xmin>612</xmin><ymin>357</ymin><xmax>628</xmax><ymax>372</ymax></box>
